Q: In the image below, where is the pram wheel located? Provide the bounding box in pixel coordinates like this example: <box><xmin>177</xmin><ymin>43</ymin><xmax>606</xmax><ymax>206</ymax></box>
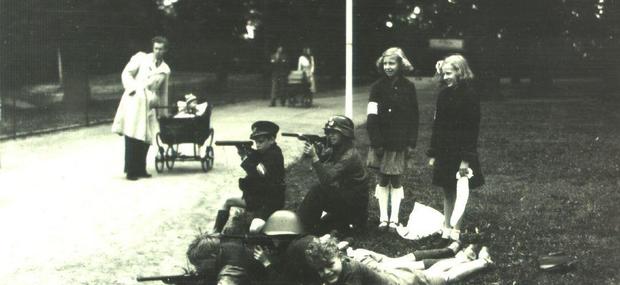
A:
<box><xmin>155</xmin><ymin>152</ymin><xmax>165</xmax><ymax>173</ymax></box>
<box><xmin>303</xmin><ymin>95</ymin><xmax>313</xmax><ymax>107</ymax></box>
<box><xmin>201</xmin><ymin>146</ymin><xmax>214</xmax><ymax>172</ymax></box>
<box><xmin>165</xmin><ymin>145</ymin><xmax>177</xmax><ymax>170</ymax></box>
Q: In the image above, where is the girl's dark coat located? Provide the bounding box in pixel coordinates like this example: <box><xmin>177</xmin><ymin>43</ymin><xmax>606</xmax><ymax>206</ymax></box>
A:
<box><xmin>367</xmin><ymin>76</ymin><xmax>419</xmax><ymax>151</ymax></box>
<box><xmin>427</xmin><ymin>84</ymin><xmax>484</xmax><ymax>189</ymax></box>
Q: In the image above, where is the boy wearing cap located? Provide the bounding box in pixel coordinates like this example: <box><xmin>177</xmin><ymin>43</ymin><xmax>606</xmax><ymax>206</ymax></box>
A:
<box><xmin>214</xmin><ymin>121</ymin><xmax>286</xmax><ymax>233</ymax></box>
<box><xmin>297</xmin><ymin>115</ymin><xmax>369</xmax><ymax>235</ymax></box>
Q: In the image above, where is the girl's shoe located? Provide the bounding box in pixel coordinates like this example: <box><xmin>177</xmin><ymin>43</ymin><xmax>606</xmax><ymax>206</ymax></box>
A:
<box><xmin>388</xmin><ymin>221</ymin><xmax>400</xmax><ymax>231</ymax></box>
<box><xmin>378</xmin><ymin>221</ymin><xmax>389</xmax><ymax>230</ymax></box>
<box><xmin>478</xmin><ymin>246</ymin><xmax>494</xmax><ymax>266</ymax></box>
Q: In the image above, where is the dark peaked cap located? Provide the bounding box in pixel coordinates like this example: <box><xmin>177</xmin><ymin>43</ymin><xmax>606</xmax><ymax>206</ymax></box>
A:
<box><xmin>250</xmin><ymin>121</ymin><xmax>280</xmax><ymax>139</ymax></box>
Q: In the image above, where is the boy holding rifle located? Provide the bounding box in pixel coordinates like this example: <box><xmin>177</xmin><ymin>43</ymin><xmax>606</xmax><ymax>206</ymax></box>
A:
<box><xmin>294</xmin><ymin>115</ymin><xmax>369</xmax><ymax>235</ymax></box>
<box><xmin>214</xmin><ymin>121</ymin><xmax>286</xmax><ymax>233</ymax></box>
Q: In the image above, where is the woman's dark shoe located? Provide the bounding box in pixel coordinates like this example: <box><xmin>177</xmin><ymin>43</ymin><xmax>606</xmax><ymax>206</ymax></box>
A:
<box><xmin>138</xmin><ymin>173</ymin><xmax>152</xmax><ymax>178</ymax></box>
<box><xmin>126</xmin><ymin>175</ymin><xmax>139</xmax><ymax>181</ymax></box>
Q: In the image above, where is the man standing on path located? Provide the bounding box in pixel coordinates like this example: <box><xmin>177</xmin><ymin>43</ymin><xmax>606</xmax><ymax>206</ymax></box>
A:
<box><xmin>269</xmin><ymin>46</ymin><xmax>288</xmax><ymax>107</ymax></box>
<box><xmin>112</xmin><ymin>36</ymin><xmax>171</xmax><ymax>181</ymax></box>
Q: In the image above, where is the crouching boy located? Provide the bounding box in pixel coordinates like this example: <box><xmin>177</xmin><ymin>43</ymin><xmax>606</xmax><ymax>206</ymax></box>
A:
<box><xmin>297</xmin><ymin>115</ymin><xmax>369</xmax><ymax>234</ymax></box>
<box><xmin>213</xmin><ymin>121</ymin><xmax>286</xmax><ymax>233</ymax></box>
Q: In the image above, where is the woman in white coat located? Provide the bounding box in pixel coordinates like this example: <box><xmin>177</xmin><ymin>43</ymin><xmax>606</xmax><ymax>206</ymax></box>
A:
<box><xmin>298</xmin><ymin>47</ymin><xmax>316</xmax><ymax>95</ymax></box>
<box><xmin>112</xmin><ymin>36</ymin><xmax>171</xmax><ymax>180</ymax></box>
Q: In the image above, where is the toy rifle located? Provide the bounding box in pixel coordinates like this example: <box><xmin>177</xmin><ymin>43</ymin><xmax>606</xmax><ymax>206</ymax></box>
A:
<box><xmin>281</xmin><ymin>132</ymin><xmax>325</xmax><ymax>145</ymax></box>
<box><xmin>215</xmin><ymin>140</ymin><xmax>253</xmax><ymax>148</ymax></box>
<box><xmin>136</xmin><ymin>272</ymin><xmax>205</xmax><ymax>284</ymax></box>
<box><xmin>215</xmin><ymin>140</ymin><xmax>254</xmax><ymax>154</ymax></box>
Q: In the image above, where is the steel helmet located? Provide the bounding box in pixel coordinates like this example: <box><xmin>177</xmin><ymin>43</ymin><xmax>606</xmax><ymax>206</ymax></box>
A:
<box><xmin>262</xmin><ymin>210</ymin><xmax>304</xmax><ymax>236</ymax></box>
<box><xmin>323</xmin><ymin>115</ymin><xmax>354</xmax><ymax>138</ymax></box>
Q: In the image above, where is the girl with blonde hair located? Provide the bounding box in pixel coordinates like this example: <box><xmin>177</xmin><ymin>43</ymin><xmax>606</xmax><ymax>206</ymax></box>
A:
<box><xmin>367</xmin><ymin>47</ymin><xmax>419</xmax><ymax>231</ymax></box>
<box><xmin>428</xmin><ymin>54</ymin><xmax>484</xmax><ymax>242</ymax></box>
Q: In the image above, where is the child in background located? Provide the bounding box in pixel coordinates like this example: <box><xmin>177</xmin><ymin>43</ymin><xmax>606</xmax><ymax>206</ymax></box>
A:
<box><xmin>427</xmin><ymin>54</ymin><xmax>485</xmax><ymax>242</ymax></box>
<box><xmin>298</xmin><ymin>47</ymin><xmax>316</xmax><ymax>95</ymax></box>
<box><xmin>174</xmin><ymin>93</ymin><xmax>208</xmax><ymax>118</ymax></box>
<box><xmin>366</xmin><ymin>47</ymin><xmax>419</xmax><ymax>231</ymax></box>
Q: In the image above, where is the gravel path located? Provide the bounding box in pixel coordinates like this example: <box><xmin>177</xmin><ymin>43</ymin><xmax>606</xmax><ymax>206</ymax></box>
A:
<box><xmin>0</xmin><ymin>85</ymin><xmax>395</xmax><ymax>285</ymax></box>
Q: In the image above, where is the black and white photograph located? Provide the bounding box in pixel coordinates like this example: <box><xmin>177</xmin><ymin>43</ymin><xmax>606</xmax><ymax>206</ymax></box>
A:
<box><xmin>0</xmin><ymin>0</ymin><xmax>618</xmax><ymax>284</ymax></box>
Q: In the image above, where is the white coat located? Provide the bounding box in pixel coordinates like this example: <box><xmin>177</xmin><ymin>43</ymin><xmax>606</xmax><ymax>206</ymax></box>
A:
<box><xmin>112</xmin><ymin>52</ymin><xmax>170</xmax><ymax>144</ymax></box>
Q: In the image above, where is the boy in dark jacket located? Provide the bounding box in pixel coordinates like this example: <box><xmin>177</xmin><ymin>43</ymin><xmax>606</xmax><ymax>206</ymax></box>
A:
<box><xmin>297</xmin><ymin>115</ymin><xmax>369</xmax><ymax>235</ymax></box>
<box><xmin>213</xmin><ymin>121</ymin><xmax>286</xmax><ymax>234</ymax></box>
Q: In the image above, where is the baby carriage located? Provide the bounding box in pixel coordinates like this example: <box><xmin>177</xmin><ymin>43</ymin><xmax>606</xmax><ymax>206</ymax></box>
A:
<box><xmin>286</xmin><ymin>70</ymin><xmax>312</xmax><ymax>107</ymax></box>
<box><xmin>154</xmin><ymin>103</ymin><xmax>215</xmax><ymax>172</ymax></box>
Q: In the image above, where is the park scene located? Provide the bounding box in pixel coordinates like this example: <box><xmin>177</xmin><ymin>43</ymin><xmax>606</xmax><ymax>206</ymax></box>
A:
<box><xmin>0</xmin><ymin>0</ymin><xmax>618</xmax><ymax>284</ymax></box>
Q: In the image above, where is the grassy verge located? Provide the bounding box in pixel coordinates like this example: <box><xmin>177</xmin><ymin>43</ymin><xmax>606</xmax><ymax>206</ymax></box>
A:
<box><xmin>283</xmin><ymin>81</ymin><xmax>619</xmax><ymax>284</ymax></box>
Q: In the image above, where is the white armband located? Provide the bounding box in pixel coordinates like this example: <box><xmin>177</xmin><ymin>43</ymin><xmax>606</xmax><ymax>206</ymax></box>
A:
<box><xmin>367</xmin><ymin>102</ymin><xmax>378</xmax><ymax>115</ymax></box>
<box><xmin>256</xmin><ymin>163</ymin><xmax>266</xmax><ymax>177</ymax></box>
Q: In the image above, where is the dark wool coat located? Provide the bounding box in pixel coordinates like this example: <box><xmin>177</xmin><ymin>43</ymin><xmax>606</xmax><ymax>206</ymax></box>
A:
<box><xmin>297</xmin><ymin>141</ymin><xmax>369</xmax><ymax>231</ymax></box>
<box><xmin>313</xmin><ymin>141</ymin><xmax>369</xmax><ymax>207</ymax></box>
<box><xmin>367</xmin><ymin>76</ymin><xmax>419</xmax><ymax>151</ymax></box>
<box><xmin>239</xmin><ymin>143</ymin><xmax>286</xmax><ymax>219</ymax></box>
<box><xmin>427</xmin><ymin>84</ymin><xmax>484</xmax><ymax>189</ymax></box>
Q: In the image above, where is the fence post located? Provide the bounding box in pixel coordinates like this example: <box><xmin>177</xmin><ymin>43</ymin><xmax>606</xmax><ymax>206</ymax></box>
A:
<box><xmin>12</xmin><ymin>90</ymin><xmax>16</xmax><ymax>139</ymax></box>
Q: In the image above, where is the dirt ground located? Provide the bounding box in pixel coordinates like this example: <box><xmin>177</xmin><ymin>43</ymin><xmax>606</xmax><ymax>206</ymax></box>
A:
<box><xmin>0</xmin><ymin>84</ymin><xmax>381</xmax><ymax>285</ymax></box>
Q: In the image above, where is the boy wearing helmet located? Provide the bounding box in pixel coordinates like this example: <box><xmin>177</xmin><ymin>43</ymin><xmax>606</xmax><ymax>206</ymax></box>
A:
<box><xmin>252</xmin><ymin>210</ymin><xmax>321</xmax><ymax>284</ymax></box>
<box><xmin>297</xmin><ymin>115</ymin><xmax>369</xmax><ymax>235</ymax></box>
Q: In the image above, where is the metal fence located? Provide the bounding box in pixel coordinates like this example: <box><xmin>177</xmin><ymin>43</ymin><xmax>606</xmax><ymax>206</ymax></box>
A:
<box><xmin>0</xmin><ymin>73</ymin><xmax>271</xmax><ymax>141</ymax></box>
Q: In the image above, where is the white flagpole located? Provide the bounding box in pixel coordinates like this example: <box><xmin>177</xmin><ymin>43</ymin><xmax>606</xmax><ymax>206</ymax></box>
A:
<box><xmin>345</xmin><ymin>0</ymin><xmax>353</xmax><ymax>119</ymax></box>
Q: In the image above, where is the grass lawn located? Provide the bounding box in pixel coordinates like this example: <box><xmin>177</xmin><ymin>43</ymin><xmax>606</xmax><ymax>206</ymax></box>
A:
<box><xmin>283</xmin><ymin>81</ymin><xmax>620</xmax><ymax>284</ymax></box>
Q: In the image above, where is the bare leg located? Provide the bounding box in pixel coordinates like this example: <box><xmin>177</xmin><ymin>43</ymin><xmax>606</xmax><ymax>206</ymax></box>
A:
<box><xmin>425</xmin><ymin>257</ymin><xmax>464</xmax><ymax>274</ymax></box>
<box><xmin>443</xmin><ymin>259</ymin><xmax>490</xmax><ymax>283</ymax></box>
<box><xmin>426</xmin><ymin>244</ymin><xmax>477</xmax><ymax>273</ymax></box>
<box><xmin>442</xmin><ymin>186</ymin><xmax>456</xmax><ymax>237</ymax></box>
<box><xmin>347</xmin><ymin>249</ymin><xmax>426</xmax><ymax>271</ymax></box>
<box><xmin>221</xmin><ymin>197</ymin><xmax>246</xmax><ymax>210</ymax></box>
<box><xmin>389</xmin><ymin>175</ymin><xmax>402</xmax><ymax>188</ymax></box>
<box><xmin>451</xmin><ymin>177</ymin><xmax>469</xmax><ymax>229</ymax></box>
<box><xmin>426</xmin><ymin>246</ymin><xmax>493</xmax><ymax>284</ymax></box>
<box><xmin>213</xmin><ymin>197</ymin><xmax>246</xmax><ymax>233</ymax></box>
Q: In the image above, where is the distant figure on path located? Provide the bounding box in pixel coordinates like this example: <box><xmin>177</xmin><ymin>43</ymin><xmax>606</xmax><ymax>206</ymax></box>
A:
<box><xmin>270</xmin><ymin>46</ymin><xmax>289</xmax><ymax>107</ymax></box>
<box><xmin>112</xmin><ymin>36</ymin><xmax>171</xmax><ymax>181</ymax></box>
<box><xmin>298</xmin><ymin>47</ymin><xmax>316</xmax><ymax>95</ymax></box>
